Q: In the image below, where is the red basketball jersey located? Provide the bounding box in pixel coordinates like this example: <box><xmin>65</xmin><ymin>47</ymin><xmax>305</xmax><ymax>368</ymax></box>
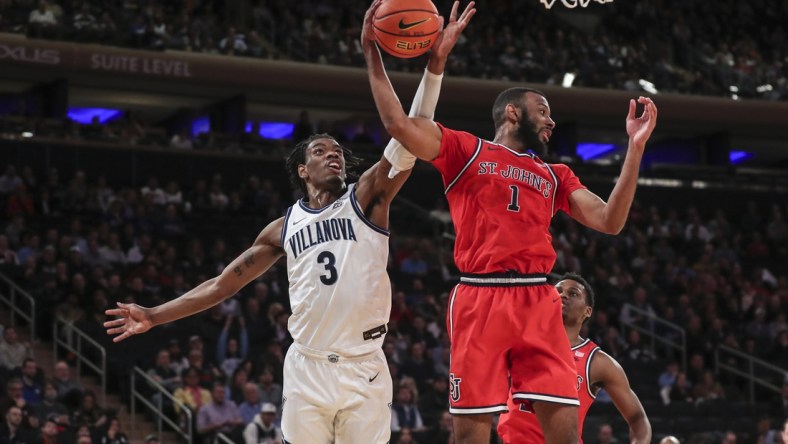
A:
<box><xmin>497</xmin><ymin>338</ymin><xmax>601</xmax><ymax>443</ymax></box>
<box><xmin>431</xmin><ymin>124</ymin><xmax>586</xmax><ymax>274</ymax></box>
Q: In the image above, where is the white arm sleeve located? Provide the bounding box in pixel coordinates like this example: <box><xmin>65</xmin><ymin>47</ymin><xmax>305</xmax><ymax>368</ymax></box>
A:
<box><xmin>384</xmin><ymin>69</ymin><xmax>444</xmax><ymax>178</ymax></box>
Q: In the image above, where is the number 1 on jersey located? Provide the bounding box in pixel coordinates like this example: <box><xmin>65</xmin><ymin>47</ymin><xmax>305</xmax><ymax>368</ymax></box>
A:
<box><xmin>507</xmin><ymin>185</ymin><xmax>521</xmax><ymax>212</ymax></box>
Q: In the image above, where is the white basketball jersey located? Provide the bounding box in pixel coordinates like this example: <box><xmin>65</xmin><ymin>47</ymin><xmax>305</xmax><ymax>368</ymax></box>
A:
<box><xmin>281</xmin><ymin>184</ymin><xmax>391</xmax><ymax>356</ymax></box>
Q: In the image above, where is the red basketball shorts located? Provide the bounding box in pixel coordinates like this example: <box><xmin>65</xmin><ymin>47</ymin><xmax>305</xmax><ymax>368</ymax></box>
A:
<box><xmin>447</xmin><ymin>273</ymin><xmax>579</xmax><ymax>414</ymax></box>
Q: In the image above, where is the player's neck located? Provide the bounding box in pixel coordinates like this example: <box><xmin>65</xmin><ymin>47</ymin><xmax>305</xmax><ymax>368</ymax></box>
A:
<box><xmin>492</xmin><ymin>129</ymin><xmax>525</xmax><ymax>153</ymax></box>
<box><xmin>305</xmin><ymin>185</ymin><xmax>345</xmax><ymax>209</ymax></box>
<box><xmin>566</xmin><ymin>327</ymin><xmax>583</xmax><ymax>347</ymax></box>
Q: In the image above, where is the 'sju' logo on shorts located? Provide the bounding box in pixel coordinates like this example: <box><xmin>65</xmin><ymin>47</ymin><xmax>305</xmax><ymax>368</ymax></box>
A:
<box><xmin>449</xmin><ymin>373</ymin><xmax>462</xmax><ymax>402</ymax></box>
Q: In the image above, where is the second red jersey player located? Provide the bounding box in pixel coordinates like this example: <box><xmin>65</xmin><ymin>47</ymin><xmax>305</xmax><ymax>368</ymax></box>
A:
<box><xmin>498</xmin><ymin>275</ymin><xmax>651</xmax><ymax>444</ymax></box>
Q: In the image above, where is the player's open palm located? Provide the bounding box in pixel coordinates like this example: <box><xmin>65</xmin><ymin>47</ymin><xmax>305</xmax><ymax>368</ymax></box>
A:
<box><xmin>432</xmin><ymin>1</ymin><xmax>476</xmax><ymax>60</ymax></box>
<box><xmin>626</xmin><ymin>96</ymin><xmax>658</xmax><ymax>150</ymax></box>
<box><xmin>104</xmin><ymin>302</ymin><xmax>152</xmax><ymax>343</ymax></box>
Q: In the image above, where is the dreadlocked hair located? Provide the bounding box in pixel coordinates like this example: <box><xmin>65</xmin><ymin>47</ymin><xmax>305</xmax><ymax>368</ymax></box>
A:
<box><xmin>285</xmin><ymin>133</ymin><xmax>361</xmax><ymax>197</ymax></box>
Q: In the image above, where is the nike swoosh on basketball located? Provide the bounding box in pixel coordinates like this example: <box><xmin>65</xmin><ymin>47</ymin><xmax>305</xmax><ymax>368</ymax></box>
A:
<box><xmin>292</xmin><ymin>218</ymin><xmax>306</xmax><ymax>226</ymax></box>
<box><xmin>369</xmin><ymin>372</ymin><xmax>380</xmax><ymax>382</ymax></box>
<box><xmin>398</xmin><ymin>18</ymin><xmax>429</xmax><ymax>30</ymax></box>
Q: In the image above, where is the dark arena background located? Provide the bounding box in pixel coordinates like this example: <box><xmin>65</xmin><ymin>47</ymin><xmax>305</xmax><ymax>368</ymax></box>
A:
<box><xmin>0</xmin><ymin>0</ymin><xmax>787</xmax><ymax>443</ymax></box>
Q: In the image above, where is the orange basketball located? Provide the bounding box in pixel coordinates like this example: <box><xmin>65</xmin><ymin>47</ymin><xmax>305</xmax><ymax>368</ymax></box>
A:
<box><xmin>373</xmin><ymin>0</ymin><xmax>441</xmax><ymax>58</ymax></box>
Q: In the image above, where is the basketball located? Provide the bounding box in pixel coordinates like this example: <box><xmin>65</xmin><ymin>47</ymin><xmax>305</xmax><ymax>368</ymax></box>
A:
<box><xmin>373</xmin><ymin>0</ymin><xmax>441</xmax><ymax>58</ymax></box>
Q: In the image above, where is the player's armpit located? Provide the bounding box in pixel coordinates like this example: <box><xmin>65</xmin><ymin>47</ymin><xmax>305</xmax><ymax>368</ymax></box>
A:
<box><xmin>592</xmin><ymin>352</ymin><xmax>652</xmax><ymax>443</ymax></box>
<box><xmin>354</xmin><ymin>159</ymin><xmax>411</xmax><ymax>229</ymax></box>
<box><xmin>567</xmin><ymin>188</ymin><xmax>622</xmax><ymax>235</ymax></box>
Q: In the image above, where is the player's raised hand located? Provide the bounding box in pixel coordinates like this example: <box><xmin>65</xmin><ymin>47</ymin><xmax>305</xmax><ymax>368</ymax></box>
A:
<box><xmin>361</xmin><ymin>0</ymin><xmax>384</xmax><ymax>43</ymax></box>
<box><xmin>431</xmin><ymin>1</ymin><xmax>476</xmax><ymax>61</ymax></box>
<box><xmin>626</xmin><ymin>96</ymin><xmax>658</xmax><ymax>150</ymax></box>
<box><xmin>104</xmin><ymin>302</ymin><xmax>153</xmax><ymax>342</ymax></box>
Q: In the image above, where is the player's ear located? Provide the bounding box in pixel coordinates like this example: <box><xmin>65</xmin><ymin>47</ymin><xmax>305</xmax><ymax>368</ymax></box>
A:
<box><xmin>298</xmin><ymin>164</ymin><xmax>308</xmax><ymax>180</ymax></box>
<box><xmin>505</xmin><ymin>103</ymin><xmax>520</xmax><ymax>123</ymax></box>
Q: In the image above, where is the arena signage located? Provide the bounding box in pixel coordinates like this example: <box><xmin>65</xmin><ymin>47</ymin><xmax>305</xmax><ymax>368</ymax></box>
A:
<box><xmin>0</xmin><ymin>44</ymin><xmax>60</xmax><ymax>64</ymax></box>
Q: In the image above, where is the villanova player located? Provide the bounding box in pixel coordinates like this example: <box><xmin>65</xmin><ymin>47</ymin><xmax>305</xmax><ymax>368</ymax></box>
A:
<box><xmin>104</xmin><ymin>4</ymin><xmax>475</xmax><ymax>443</ymax></box>
<box><xmin>363</xmin><ymin>1</ymin><xmax>658</xmax><ymax>442</ymax></box>
<box><xmin>498</xmin><ymin>273</ymin><xmax>651</xmax><ymax>443</ymax></box>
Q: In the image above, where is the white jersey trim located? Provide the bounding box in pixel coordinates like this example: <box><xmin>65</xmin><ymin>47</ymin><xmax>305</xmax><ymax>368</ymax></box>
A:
<box><xmin>349</xmin><ymin>185</ymin><xmax>389</xmax><ymax>236</ymax></box>
<box><xmin>449</xmin><ymin>405</ymin><xmax>508</xmax><ymax>415</ymax></box>
<box><xmin>512</xmin><ymin>393</ymin><xmax>580</xmax><ymax>406</ymax></box>
<box><xmin>445</xmin><ymin>138</ymin><xmax>483</xmax><ymax>194</ymax></box>
<box><xmin>571</xmin><ymin>338</ymin><xmax>590</xmax><ymax>351</ymax></box>
<box><xmin>543</xmin><ymin>162</ymin><xmax>560</xmax><ymax>216</ymax></box>
<box><xmin>280</xmin><ymin>206</ymin><xmax>293</xmax><ymax>247</ymax></box>
<box><xmin>586</xmin><ymin>347</ymin><xmax>601</xmax><ymax>399</ymax></box>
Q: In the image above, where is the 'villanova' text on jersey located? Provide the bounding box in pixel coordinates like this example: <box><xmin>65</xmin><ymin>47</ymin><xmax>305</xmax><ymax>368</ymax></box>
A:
<box><xmin>287</xmin><ymin>218</ymin><xmax>358</xmax><ymax>259</ymax></box>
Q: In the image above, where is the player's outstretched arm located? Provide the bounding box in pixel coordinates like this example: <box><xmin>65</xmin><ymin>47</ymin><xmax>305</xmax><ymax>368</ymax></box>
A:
<box><xmin>383</xmin><ymin>0</ymin><xmax>476</xmax><ymax>178</ymax></box>
<box><xmin>592</xmin><ymin>351</ymin><xmax>652</xmax><ymax>444</ymax></box>
<box><xmin>362</xmin><ymin>0</ymin><xmax>442</xmax><ymax>162</ymax></box>
<box><xmin>104</xmin><ymin>218</ymin><xmax>286</xmax><ymax>342</ymax></box>
<box><xmin>568</xmin><ymin>97</ymin><xmax>658</xmax><ymax>234</ymax></box>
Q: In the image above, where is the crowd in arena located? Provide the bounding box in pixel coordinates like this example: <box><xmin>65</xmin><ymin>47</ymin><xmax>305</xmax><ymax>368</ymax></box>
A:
<box><xmin>0</xmin><ymin>0</ymin><xmax>786</xmax><ymax>101</ymax></box>
<box><xmin>0</xmin><ymin>150</ymin><xmax>786</xmax><ymax>443</ymax></box>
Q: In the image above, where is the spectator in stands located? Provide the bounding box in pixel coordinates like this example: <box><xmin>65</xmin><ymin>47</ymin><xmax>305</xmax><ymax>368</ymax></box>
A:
<box><xmin>226</xmin><ymin>368</ymin><xmax>249</xmax><ymax>405</ymax></box>
<box><xmin>71</xmin><ymin>390</ymin><xmax>107</xmax><ymax>431</ymax></box>
<box><xmin>217</xmin><ymin>315</ymin><xmax>248</xmax><ymax>378</ymax></box>
<box><xmin>36</xmin><ymin>381</ymin><xmax>67</xmax><ymax>425</ymax></box>
<box><xmin>0</xmin><ymin>166</ymin><xmax>23</xmax><ymax>196</ymax></box>
<box><xmin>147</xmin><ymin>350</ymin><xmax>180</xmax><ymax>393</ymax></box>
<box><xmin>772</xmin><ymin>380</ymin><xmax>788</xmax><ymax>423</ymax></box>
<box><xmin>242</xmin><ymin>403</ymin><xmax>281</xmax><ymax>444</ymax></box>
<box><xmin>18</xmin><ymin>358</ymin><xmax>42</xmax><ymax>406</ymax></box>
<box><xmin>417</xmin><ymin>377</ymin><xmax>448</xmax><ymax>431</ymax></box>
<box><xmin>594</xmin><ymin>423</ymin><xmax>615</xmax><ymax>444</ymax></box>
<box><xmin>98</xmin><ymin>418</ymin><xmax>128</xmax><ymax>444</ymax></box>
<box><xmin>692</xmin><ymin>370</ymin><xmax>725</xmax><ymax>403</ymax></box>
<box><xmin>39</xmin><ymin>417</ymin><xmax>59</xmax><ymax>444</ymax></box>
<box><xmin>219</xmin><ymin>27</ymin><xmax>247</xmax><ymax>55</ymax></box>
<box><xmin>0</xmin><ymin>328</ymin><xmax>31</xmax><ymax>372</ymax></box>
<box><xmin>668</xmin><ymin>372</ymin><xmax>694</xmax><ymax>405</ymax></box>
<box><xmin>658</xmin><ymin>361</ymin><xmax>679</xmax><ymax>404</ymax></box>
<box><xmin>399</xmin><ymin>342</ymin><xmax>434</xmax><ymax>393</ymax></box>
<box><xmin>0</xmin><ymin>235</ymin><xmax>18</xmax><ymax>267</ymax></box>
<box><xmin>53</xmin><ymin>361</ymin><xmax>83</xmax><ymax>408</ymax></box>
<box><xmin>238</xmin><ymin>382</ymin><xmax>262</xmax><ymax>425</ymax></box>
<box><xmin>196</xmin><ymin>382</ymin><xmax>243</xmax><ymax>443</ymax></box>
<box><xmin>720</xmin><ymin>430</ymin><xmax>737</xmax><ymax>444</ymax></box>
<box><xmin>97</xmin><ymin>233</ymin><xmax>127</xmax><ymax>267</ymax></box>
<box><xmin>0</xmin><ymin>405</ymin><xmax>34</xmax><ymax>444</ymax></box>
<box><xmin>6</xmin><ymin>185</ymin><xmax>34</xmax><ymax>219</ymax></box>
<box><xmin>394</xmin><ymin>428</ymin><xmax>417</xmax><ymax>444</ymax></box>
<box><xmin>173</xmin><ymin>367</ymin><xmax>210</xmax><ymax>416</ymax></box>
<box><xmin>255</xmin><ymin>367</ymin><xmax>281</xmax><ymax>411</ymax></box>
<box><xmin>390</xmin><ymin>384</ymin><xmax>427</xmax><ymax>434</ymax></box>
<box><xmin>622</xmin><ymin>330</ymin><xmax>656</xmax><ymax>363</ymax></box>
<box><xmin>185</xmin><ymin>348</ymin><xmax>222</xmax><ymax>390</ymax></box>
<box><xmin>170</xmin><ymin>130</ymin><xmax>193</xmax><ymax>150</ymax></box>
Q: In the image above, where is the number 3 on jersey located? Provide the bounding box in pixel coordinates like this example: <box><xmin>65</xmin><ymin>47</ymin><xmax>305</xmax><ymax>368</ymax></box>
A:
<box><xmin>507</xmin><ymin>185</ymin><xmax>521</xmax><ymax>212</ymax></box>
<box><xmin>317</xmin><ymin>251</ymin><xmax>338</xmax><ymax>285</ymax></box>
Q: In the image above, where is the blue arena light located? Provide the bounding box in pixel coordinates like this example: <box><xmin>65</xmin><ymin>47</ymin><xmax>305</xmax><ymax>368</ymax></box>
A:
<box><xmin>259</xmin><ymin>122</ymin><xmax>294</xmax><ymax>139</ymax></box>
<box><xmin>67</xmin><ymin>107</ymin><xmax>123</xmax><ymax>124</ymax></box>
<box><xmin>576</xmin><ymin>143</ymin><xmax>616</xmax><ymax>161</ymax></box>
<box><xmin>191</xmin><ymin>115</ymin><xmax>211</xmax><ymax>137</ymax></box>
<box><xmin>729</xmin><ymin>150</ymin><xmax>753</xmax><ymax>164</ymax></box>
<box><xmin>245</xmin><ymin>121</ymin><xmax>295</xmax><ymax>139</ymax></box>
